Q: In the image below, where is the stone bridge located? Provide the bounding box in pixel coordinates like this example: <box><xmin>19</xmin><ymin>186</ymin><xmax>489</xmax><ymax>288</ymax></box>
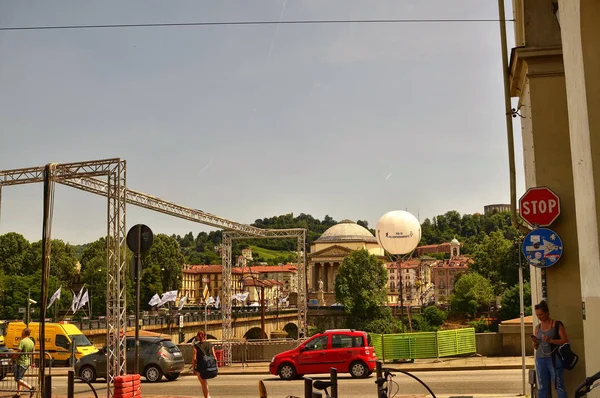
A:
<box><xmin>81</xmin><ymin>310</ymin><xmax>300</xmax><ymax>346</ymax></box>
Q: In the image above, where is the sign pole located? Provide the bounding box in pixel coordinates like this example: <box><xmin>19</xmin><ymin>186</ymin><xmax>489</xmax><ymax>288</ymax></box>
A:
<box><xmin>518</xmin><ymin>251</ymin><xmax>526</xmax><ymax>396</ymax></box>
<box><xmin>205</xmin><ymin>294</ymin><xmax>208</xmax><ymax>334</ymax></box>
<box><xmin>126</xmin><ymin>224</ymin><xmax>154</xmax><ymax>376</ymax></box>
<box><xmin>134</xmin><ymin>252</ymin><xmax>141</xmax><ymax>375</ymax></box>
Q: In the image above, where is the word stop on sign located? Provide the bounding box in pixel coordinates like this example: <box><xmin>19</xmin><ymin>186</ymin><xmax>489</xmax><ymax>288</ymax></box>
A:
<box><xmin>521</xmin><ymin>199</ymin><xmax>558</xmax><ymax>215</ymax></box>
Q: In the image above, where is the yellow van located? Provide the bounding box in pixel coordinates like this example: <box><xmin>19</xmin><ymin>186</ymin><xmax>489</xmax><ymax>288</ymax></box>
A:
<box><xmin>4</xmin><ymin>322</ymin><xmax>98</xmax><ymax>365</ymax></box>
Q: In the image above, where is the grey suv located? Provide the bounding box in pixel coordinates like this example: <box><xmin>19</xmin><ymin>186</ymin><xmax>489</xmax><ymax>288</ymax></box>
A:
<box><xmin>75</xmin><ymin>336</ymin><xmax>185</xmax><ymax>383</ymax></box>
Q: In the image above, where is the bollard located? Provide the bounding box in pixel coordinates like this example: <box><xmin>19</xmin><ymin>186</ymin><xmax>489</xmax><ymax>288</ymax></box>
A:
<box><xmin>304</xmin><ymin>377</ymin><xmax>313</xmax><ymax>398</ymax></box>
<box><xmin>330</xmin><ymin>368</ymin><xmax>338</xmax><ymax>398</ymax></box>
<box><xmin>376</xmin><ymin>361</ymin><xmax>383</xmax><ymax>397</ymax></box>
<box><xmin>44</xmin><ymin>374</ymin><xmax>52</xmax><ymax>398</ymax></box>
<box><xmin>67</xmin><ymin>370</ymin><xmax>75</xmax><ymax>398</ymax></box>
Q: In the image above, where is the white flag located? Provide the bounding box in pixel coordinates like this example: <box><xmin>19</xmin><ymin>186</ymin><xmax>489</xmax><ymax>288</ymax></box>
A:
<box><xmin>233</xmin><ymin>292</ymin><xmax>249</xmax><ymax>302</ymax></box>
<box><xmin>178</xmin><ymin>296</ymin><xmax>187</xmax><ymax>311</ymax></box>
<box><xmin>148</xmin><ymin>293</ymin><xmax>161</xmax><ymax>306</ymax></box>
<box><xmin>76</xmin><ymin>290</ymin><xmax>89</xmax><ymax>311</ymax></box>
<box><xmin>47</xmin><ymin>287</ymin><xmax>61</xmax><ymax>309</ymax></box>
<box><xmin>71</xmin><ymin>290</ymin><xmax>78</xmax><ymax>312</ymax></box>
<box><xmin>207</xmin><ymin>296</ymin><xmax>215</xmax><ymax>305</ymax></box>
<box><xmin>215</xmin><ymin>295</ymin><xmax>220</xmax><ymax>309</ymax></box>
<box><xmin>72</xmin><ymin>287</ymin><xmax>85</xmax><ymax>312</ymax></box>
<box><xmin>159</xmin><ymin>290</ymin><xmax>178</xmax><ymax>306</ymax></box>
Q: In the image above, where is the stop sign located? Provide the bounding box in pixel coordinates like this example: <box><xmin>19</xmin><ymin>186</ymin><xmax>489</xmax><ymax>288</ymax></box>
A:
<box><xmin>519</xmin><ymin>186</ymin><xmax>561</xmax><ymax>227</ymax></box>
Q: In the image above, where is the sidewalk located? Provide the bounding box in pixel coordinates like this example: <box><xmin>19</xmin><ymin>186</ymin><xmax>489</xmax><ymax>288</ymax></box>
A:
<box><xmin>46</xmin><ymin>356</ymin><xmax>534</xmax><ymax>377</ymax></box>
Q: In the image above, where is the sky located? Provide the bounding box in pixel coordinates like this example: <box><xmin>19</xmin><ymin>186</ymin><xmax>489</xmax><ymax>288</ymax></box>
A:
<box><xmin>0</xmin><ymin>0</ymin><xmax>524</xmax><ymax>245</ymax></box>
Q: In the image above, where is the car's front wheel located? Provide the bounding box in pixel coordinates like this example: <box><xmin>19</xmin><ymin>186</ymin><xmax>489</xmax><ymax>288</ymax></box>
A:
<box><xmin>145</xmin><ymin>365</ymin><xmax>163</xmax><ymax>382</ymax></box>
<box><xmin>278</xmin><ymin>363</ymin><xmax>297</xmax><ymax>380</ymax></box>
<box><xmin>165</xmin><ymin>373</ymin><xmax>180</xmax><ymax>381</ymax></box>
<box><xmin>79</xmin><ymin>366</ymin><xmax>97</xmax><ymax>383</ymax></box>
<box><xmin>349</xmin><ymin>361</ymin><xmax>368</xmax><ymax>378</ymax></box>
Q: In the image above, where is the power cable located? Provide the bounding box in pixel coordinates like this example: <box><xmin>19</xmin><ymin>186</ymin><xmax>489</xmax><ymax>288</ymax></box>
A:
<box><xmin>0</xmin><ymin>18</ymin><xmax>515</xmax><ymax>32</ymax></box>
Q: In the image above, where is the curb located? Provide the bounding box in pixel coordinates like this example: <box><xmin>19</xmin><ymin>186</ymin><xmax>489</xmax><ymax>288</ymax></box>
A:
<box><xmin>47</xmin><ymin>364</ymin><xmax>534</xmax><ymax>377</ymax></box>
<box><xmin>385</xmin><ymin>365</ymin><xmax>535</xmax><ymax>372</ymax></box>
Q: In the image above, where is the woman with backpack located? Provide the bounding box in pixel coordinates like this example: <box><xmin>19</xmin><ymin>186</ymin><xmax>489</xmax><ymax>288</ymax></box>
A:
<box><xmin>530</xmin><ymin>300</ymin><xmax>568</xmax><ymax>398</ymax></box>
<box><xmin>192</xmin><ymin>330</ymin><xmax>217</xmax><ymax>398</ymax></box>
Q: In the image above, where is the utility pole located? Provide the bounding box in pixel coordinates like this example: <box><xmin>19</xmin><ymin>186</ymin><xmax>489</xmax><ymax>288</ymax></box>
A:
<box><xmin>498</xmin><ymin>0</ymin><xmax>519</xmax><ymax>229</ymax></box>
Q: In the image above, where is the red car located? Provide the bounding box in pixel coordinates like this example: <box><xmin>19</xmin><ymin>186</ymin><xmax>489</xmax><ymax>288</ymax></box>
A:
<box><xmin>269</xmin><ymin>329</ymin><xmax>377</xmax><ymax>380</ymax></box>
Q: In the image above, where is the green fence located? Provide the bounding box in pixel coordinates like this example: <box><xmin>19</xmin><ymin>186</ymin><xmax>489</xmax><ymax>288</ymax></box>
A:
<box><xmin>370</xmin><ymin>328</ymin><xmax>476</xmax><ymax>362</ymax></box>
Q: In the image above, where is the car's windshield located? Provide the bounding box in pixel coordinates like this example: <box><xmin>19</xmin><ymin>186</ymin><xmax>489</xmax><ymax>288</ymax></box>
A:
<box><xmin>69</xmin><ymin>334</ymin><xmax>92</xmax><ymax>346</ymax></box>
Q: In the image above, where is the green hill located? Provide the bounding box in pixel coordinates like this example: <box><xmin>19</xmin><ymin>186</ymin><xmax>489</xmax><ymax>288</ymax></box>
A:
<box><xmin>250</xmin><ymin>245</ymin><xmax>297</xmax><ymax>262</ymax></box>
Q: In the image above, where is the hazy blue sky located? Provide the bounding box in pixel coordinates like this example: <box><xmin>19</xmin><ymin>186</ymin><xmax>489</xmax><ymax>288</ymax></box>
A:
<box><xmin>0</xmin><ymin>0</ymin><xmax>524</xmax><ymax>245</ymax></box>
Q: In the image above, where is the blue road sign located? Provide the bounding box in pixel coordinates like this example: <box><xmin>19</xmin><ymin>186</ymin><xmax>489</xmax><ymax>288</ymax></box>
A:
<box><xmin>522</xmin><ymin>228</ymin><xmax>563</xmax><ymax>268</ymax></box>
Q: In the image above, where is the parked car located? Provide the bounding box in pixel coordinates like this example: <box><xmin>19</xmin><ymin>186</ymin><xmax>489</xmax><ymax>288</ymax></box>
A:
<box><xmin>269</xmin><ymin>329</ymin><xmax>377</xmax><ymax>380</ymax></box>
<box><xmin>74</xmin><ymin>336</ymin><xmax>184</xmax><ymax>383</ymax></box>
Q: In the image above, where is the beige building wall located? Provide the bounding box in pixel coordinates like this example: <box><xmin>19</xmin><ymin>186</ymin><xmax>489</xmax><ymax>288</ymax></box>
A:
<box><xmin>511</xmin><ymin>0</ymin><xmax>600</xmax><ymax>393</ymax></box>
<box><xmin>557</xmin><ymin>0</ymin><xmax>600</xmax><ymax>381</ymax></box>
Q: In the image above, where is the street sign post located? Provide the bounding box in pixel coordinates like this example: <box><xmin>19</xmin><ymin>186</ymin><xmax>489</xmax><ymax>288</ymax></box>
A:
<box><xmin>519</xmin><ymin>187</ymin><xmax>561</xmax><ymax>227</ymax></box>
<box><xmin>522</xmin><ymin>228</ymin><xmax>564</xmax><ymax>268</ymax></box>
<box><xmin>126</xmin><ymin>224</ymin><xmax>154</xmax><ymax>375</ymax></box>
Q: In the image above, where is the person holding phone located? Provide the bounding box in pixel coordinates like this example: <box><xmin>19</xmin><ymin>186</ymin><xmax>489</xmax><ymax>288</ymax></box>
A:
<box><xmin>531</xmin><ymin>300</ymin><xmax>568</xmax><ymax>398</ymax></box>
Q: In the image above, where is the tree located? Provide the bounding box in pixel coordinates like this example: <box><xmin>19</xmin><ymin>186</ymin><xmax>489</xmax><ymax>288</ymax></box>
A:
<box><xmin>470</xmin><ymin>231</ymin><xmax>516</xmax><ymax>294</ymax></box>
<box><xmin>0</xmin><ymin>233</ymin><xmax>30</xmax><ymax>275</ymax></box>
<box><xmin>334</xmin><ymin>250</ymin><xmax>388</xmax><ymax>327</ymax></box>
<box><xmin>81</xmin><ymin>256</ymin><xmax>107</xmax><ymax>317</ymax></box>
<box><xmin>450</xmin><ymin>272</ymin><xmax>495</xmax><ymax>317</ymax></box>
<box><xmin>20</xmin><ymin>239</ymin><xmax>78</xmax><ymax>287</ymax></box>
<box><xmin>498</xmin><ymin>282</ymin><xmax>532</xmax><ymax>321</ymax></box>
<box><xmin>140</xmin><ymin>234</ymin><xmax>184</xmax><ymax>308</ymax></box>
<box><xmin>423</xmin><ymin>305</ymin><xmax>447</xmax><ymax>327</ymax></box>
<box><xmin>79</xmin><ymin>237</ymin><xmax>106</xmax><ymax>273</ymax></box>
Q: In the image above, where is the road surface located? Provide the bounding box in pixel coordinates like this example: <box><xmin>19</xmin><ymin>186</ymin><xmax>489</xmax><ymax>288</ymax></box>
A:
<box><xmin>44</xmin><ymin>369</ymin><xmax>524</xmax><ymax>397</ymax></box>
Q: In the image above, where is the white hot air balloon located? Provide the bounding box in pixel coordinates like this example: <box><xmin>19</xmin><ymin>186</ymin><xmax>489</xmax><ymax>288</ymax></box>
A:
<box><xmin>376</xmin><ymin>210</ymin><xmax>422</xmax><ymax>255</ymax></box>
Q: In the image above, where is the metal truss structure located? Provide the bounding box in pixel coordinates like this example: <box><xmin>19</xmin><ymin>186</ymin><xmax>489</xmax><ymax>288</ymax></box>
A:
<box><xmin>0</xmin><ymin>157</ymin><xmax>308</xmax><ymax>384</ymax></box>
<box><xmin>0</xmin><ymin>159</ymin><xmax>128</xmax><ymax>394</ymax></box>
<box><xmin>221</xmin><ymin>229</ymin><xmax>307</xmax><ymax>365</ymax></box>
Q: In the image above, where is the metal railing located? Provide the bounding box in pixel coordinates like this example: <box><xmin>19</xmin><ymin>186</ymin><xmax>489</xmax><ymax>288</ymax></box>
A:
<box><xmin>73</xmin><ymin>308</ymin><xmax>299</xmax><ymax>330</ymax></box>
<box><xmin>0</xmin><ymin>351</ymin><xmax>53</xmax><ymax>397</ymax></box>
<box><xmin>210</xmin><ymin>339</ymin><xmax>300</xmax><ymax>366</ymax></box>
<box><xmin>370</xmin><ymin>328</ymin><xmax>477</xmax><ymax>362</ymax></box>
<box><xmin>180</xmin><ymin>338</ymin><xmax>303</xmax><ymax>367</ymax></box>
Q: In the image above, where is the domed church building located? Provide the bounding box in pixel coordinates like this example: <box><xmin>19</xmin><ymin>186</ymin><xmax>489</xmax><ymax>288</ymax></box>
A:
<box><xmin>308</xmin><ymin>220</ymin><xmax>385</xmax><ymax>299</ymax></box>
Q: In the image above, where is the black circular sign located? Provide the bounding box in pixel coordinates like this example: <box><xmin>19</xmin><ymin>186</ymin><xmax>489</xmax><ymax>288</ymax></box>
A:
<box><xmin>126</xmin><ymin>224</ymin><xmax>154</xmax><ymax>253</ymax></box>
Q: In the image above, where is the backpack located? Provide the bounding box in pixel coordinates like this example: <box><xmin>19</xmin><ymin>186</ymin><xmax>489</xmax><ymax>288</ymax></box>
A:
<box><xmin>553</xmin><ymin>321</ymin><xmax>578</xmax><ymax>370</ymax></box>
<box><xmin>195</xmin><ymin>342</ymin><xmax>218</xmax><ymax>379</ymax></box>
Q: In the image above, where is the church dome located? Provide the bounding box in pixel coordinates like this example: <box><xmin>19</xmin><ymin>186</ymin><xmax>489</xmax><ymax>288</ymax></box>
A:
<box><xmin>451</xmin><ymin>237</ymin><xmax>460</xmax><ymax>245</ymax></box>
<box><xmin>316</xmin><ymin>219</ymin><xmax>378</xmax><ymax>243</ymax></box>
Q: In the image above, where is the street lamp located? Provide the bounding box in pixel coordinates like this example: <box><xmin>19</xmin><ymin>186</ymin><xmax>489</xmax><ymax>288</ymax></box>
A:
<box><xmin>26</xmin><ymin>290</ymin><xmax>37</xmax><ymax>326</ymax></box>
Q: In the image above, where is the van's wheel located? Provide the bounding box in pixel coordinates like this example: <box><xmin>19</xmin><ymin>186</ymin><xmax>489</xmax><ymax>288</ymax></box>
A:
<box><xmin>278</xmin><ymin>363</ymin><xmax>297</xmax><ymax>380</ymax></box>
<box><xmin>349</xmin><ymin>361</ymin><xmax>368</xmax><ymax>378</ymax></box>
<box><xmin>79</xmin><ymin>366</ymin><xmax>97</xmax><ymax>383</ymax></box>
<box><xmin>145</xmin><ymin>365</ymin><xmax>163</xmax><ymax>382</ymax></box>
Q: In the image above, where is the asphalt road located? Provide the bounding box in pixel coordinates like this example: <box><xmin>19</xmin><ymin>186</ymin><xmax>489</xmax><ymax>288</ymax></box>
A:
<box><xmin>44</xmin><ymin>369</ymin><xmax>524</xmax><ymax>397</ymax></box>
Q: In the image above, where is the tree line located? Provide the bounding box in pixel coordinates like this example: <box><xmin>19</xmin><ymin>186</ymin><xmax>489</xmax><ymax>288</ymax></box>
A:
<box><xmin>0</xmin><ymin>209</ymin><xmax>530</xmax><ymax>322</ymax></box>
